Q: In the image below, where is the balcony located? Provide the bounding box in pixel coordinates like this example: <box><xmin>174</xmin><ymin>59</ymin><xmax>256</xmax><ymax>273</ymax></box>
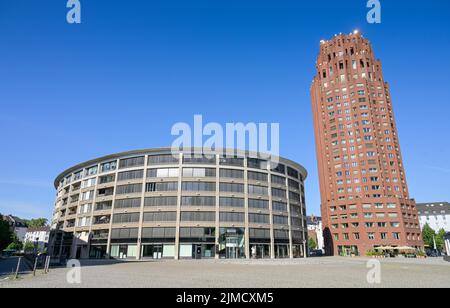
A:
<box><xmin>93</xmin><ymin>216</ymin><xmax>111</xmax><ymax>225</ymax></box>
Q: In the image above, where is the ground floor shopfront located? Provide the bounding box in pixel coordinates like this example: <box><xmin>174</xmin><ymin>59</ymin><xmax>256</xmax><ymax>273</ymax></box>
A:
<box><xmin>89</xmin><ymin>242</ymin><xmax>306</xmax><ymax>260</ymax></box>
<box><xmin>52</xmin><ymin>227</ymin><xmax>307</xmax><ymax>260</ymax></box>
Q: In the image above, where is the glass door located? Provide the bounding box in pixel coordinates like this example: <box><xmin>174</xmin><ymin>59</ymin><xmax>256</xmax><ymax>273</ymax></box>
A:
<box><xmin>226</xmin><ymin>237</ymin><xmax>239</xmax><ymax>259</ymax></box>
<box><xmin>153</xmin><ymin>245</ymin><xmax>163</xmax><ymax>259</ymax></box>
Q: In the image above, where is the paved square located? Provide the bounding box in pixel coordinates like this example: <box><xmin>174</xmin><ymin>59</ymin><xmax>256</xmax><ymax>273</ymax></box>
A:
<box><xmin>1</xmin><ymin>257</ymin><xmax>449</xmax><ymax>288</ymax></box>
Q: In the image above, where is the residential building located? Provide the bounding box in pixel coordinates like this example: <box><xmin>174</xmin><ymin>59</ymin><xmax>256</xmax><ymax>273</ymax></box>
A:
<box><xmin>417</xmin><ymin>202</ymin><xmax>450</xmax><ymax>232</ymax></box>
<box><xmin>49</xmin><ymin>148</ymin><xmax>308</xmax><ymax>260</ymax></box>
<box><xmin>445</xmin><ymin>233</ymin><xmax>450</xmax><ymax>259</ymax></box>
<box><xmin>24</xmin><ymin>227</ymin><xmax>50</xmax><ymax>252</ymax></box>
<box><xmin>1</xmin><ymin>215</ymin><xmax>28</xmax><ymax>242</ymax></box>
<box><xmin>307</xmin><ymin>215</ymin><xmax>324</xmax><ymax>253</ymax></box>
<box><xmin>310</xmin><ymin>31</ymin><xmax>423</xmax><ymax>256</ymax></box>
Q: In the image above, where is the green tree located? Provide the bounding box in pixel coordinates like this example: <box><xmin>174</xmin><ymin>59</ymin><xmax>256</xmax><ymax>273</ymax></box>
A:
<box><xmin>6</xmin><ymin>236</ymin><xmax>23</xmax><ymax>251</ymax></box>
<box><xmin>0</xmin><ymin>215</ymin><xmax>13</xmax><ymax>251</ymax></box>
<box><xmin>436</xmin><ymin>229</ymin><xmax>446</xmax><ymax>251</ymax></box>
<box><xmin>26</xmin><ymin>218</ymin><xmax>48</xmax><ymax>228</ymax></box>
<box><xmin>308</xmin><ymin>237</ymin><xmax>317</xmax><ymax>250</ymax></box>
<box><xmin>422</xmin><ymin>223</ymin><xmax>436</xmax><ymax>248</ymax></box>
<box><xmin>23</xmin><ymin>241</ymin><xmax>36</xmax><ymax>254</ymax></box>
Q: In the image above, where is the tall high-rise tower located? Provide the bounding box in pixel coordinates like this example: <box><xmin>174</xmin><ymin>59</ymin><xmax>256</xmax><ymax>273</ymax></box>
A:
<box><xmin>311</xmin><ymin>32</ymin><xmax>423</xmax><ymax>256</ymax></box>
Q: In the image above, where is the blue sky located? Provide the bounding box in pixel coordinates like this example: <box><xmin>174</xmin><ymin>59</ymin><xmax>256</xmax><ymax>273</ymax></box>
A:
<box><xmin>0</xmin><ymin>0</ymin><xmax>449</xmax><ymax>220</ymax></box>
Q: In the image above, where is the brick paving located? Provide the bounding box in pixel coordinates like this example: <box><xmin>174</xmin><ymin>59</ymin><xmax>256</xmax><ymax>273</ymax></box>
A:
<box><xmin>1</xmin><ymin>257</ymin><xmax>449</xmax><ymax>288</ymax></box>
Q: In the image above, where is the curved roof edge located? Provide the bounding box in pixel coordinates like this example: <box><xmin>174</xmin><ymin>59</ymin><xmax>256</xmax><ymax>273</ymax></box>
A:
<box><xmin>54</xmin><ymin>147</ymin><xmax>308</xmax><ymax>188</ymax></box>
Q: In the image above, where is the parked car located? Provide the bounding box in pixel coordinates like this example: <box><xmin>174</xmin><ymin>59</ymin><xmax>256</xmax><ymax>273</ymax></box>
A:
<box><xmin>309</xmin><ymin>250</ymin><xmax>324</xmax><ymax>257</ymax></box>
<box><xmin>426</xmin><ymin>249</ymin><xmax>441</xmax><ymax>257</ymax></box>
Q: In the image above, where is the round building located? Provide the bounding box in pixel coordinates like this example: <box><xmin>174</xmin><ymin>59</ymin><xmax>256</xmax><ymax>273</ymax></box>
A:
<box><xmin>49</xmin><ymin>148</ymin><xmax>308</xmax><ymax>260</ymax></box>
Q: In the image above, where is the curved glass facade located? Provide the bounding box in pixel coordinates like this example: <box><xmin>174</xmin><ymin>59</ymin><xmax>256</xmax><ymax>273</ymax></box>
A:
<box><xmin>49</xmin><ymin>149</ymin><xmax>308</xmax><ymax>260</ymax></box>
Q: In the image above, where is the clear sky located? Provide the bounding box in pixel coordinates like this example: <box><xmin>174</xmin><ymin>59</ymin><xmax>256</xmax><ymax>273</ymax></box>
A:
<box><xmin>0</xmin><ymin>0</ymin><xmax>449</xmax><ymax>220</ymax></box>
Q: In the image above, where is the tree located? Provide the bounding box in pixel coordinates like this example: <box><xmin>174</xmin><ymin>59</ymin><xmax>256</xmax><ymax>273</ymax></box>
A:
<box><xmin>308</xmin><ymin>237</ymin><xmax>317</xmax><ymax>250</ymax></box>
<box><xmin>6</xmin><ymin>236</ymin><xmax>23</xmax><ymax>252</ymax></box>
<box><xmin>23</xmin><ymin>241</ymin><xmax>36</xmax><ymax>254</ymax></box>
<box><xmin>422</xmin><ymin>223</ymin><xmax>436</xmax><ymax>248</ymax></box>
<box><xmin>436</xmin><ymin>229</ymin><xmax>446</xmax><ymax>251</ymax></box>
<box><xmin>0</xmin><ymin>215</ymin><xmax>13</xmax><ymax>251</ymax></box>
<box><xmin>26</xmin><ymin>218</ymin><xmax>48</xmax><ymax>228</ymax></box>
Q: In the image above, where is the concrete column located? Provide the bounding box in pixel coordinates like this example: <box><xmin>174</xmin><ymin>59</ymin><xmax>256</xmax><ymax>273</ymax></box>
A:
<box><xmin>106</xmin><ymin>160</ymin><xmax>119</xmax><ymax>258</ymax></box>
<box><xmin>136</xmin><ymin>156</ymin><xmax>149</xmax><ymax>260</ymax></box>
<box><xmin>244</xmin><ymin>158</ymin><xmax>250</xmax><ymax>259</ymax></box>
<box><xmin>86</xmin><ymin>163</ymin><xmax>102</xmax><ymax>259</ymax></box>
<box><xmin>215</xmin><ymin>154</ymin><xmax>220</xmax><ymax>259</ymax></box>
<box><xmin>174</xmin><ymin>153</ymin><xmax>183</xmax><ymax>260</ymax></box>
<box><xmin>267</xmin><ymin>165</ymin><xmax>275</xmax><ymax>259</ymax></box>
<box><xmin>285</xmin><ymin>177</ymin><xmax>293</xmax><ymax>259</ymax></box>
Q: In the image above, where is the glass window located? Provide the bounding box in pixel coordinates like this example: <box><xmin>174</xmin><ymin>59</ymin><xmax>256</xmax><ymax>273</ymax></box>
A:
<box><xmin>249</xmin><ymin>171</ymin><xmax>268</xmax><ymax>182</ymax></box>
<box><xmin>219</xmin><ymin>197</ymin><xmax>245</xmax><ymax>208</ymax></box>
<box><xmin>219</xmin><ymin>157</ymin><xmax>244</xmax><ymax>167</ymax></box>
<box><xmin>271</xmin><ymin>175</ymin><xmax>285</xmax><ymax>185</ymax></box>
<box><xmin>249</xmin><ymin>214</ymin><xmax>270</xmax><ymax>224</ymax></box>
<box><xmin>85</xmin><ymin>166</ymin><xmax>98</xmax><ymax>176</ymax></box>
<box><xmin>81</xmin><ymin>178</ymin><xmax>96</xmax><ymax>189</ymax></box>
<box><xmin>148</xmin><ymin>155</ymin><xmax>179</xmax><ymax>165</ymax></box>
<box><xmin>144</xmin><ymin>196</ymin><xmax>178</xmax><ymax>207</ymax></box>
<box><xmin>273</xmin><ymin>215</ymin><xmax>288</xmax><ymax>225</ymax></box>
<box><xmin>249</xmin><ymin>228</ymin><xmax>270</xmax><ymax>239</ymax></box>
<box><xmin>99</xmin><ymin>174</ymin><xmax>115</xmax><ymax>184</ymax></box>
<box><xmin>183</xmin><ymin>168</ymin><xmax>216</xmax><ymax>178</ymax></box>
<box><xmin>119</xmin><ymin>156</ymin><xmax>145</xmax><ymax>169</ymax></box>
<box><xmin>143</xmin><ymin>212</ymin><xmax>177</xmax><ymax>222</ymax></box>
<box><xmin>101</xmin><ymin>161</ymin><xmax>117</xmax><ymax>173</ymax></box>
<box><xmin>183</xmin><ymin>155</ymin><xmax>216</xmax><ymax>165</ymax></box>
<box><xmin>181</xmin><ymin>196</ymin><xmax>216</xmax><ymax>207</ymax></box>
<box><xmin>287</xmin><ymin>167</ymin><xmax>299</xmax><ymax>179</ymax></box>
<box><xmin>273</xmin><ymin>201</ymin><xmax>287</xmax><ymax>212</ymax></box>
<box><xmin>272</xmin><ymin>188</ymin><xmax>286</xmax><ymax>198</ymax></box>
<box><xmin>248</xmin><ymin>199</ymin><xmax>269</xmax><ymax>210</ymax></box>
<box><xmin>219</xmin><ymin>183</ymin><xmax>244</xmax><ymax>193</ymax></box>
<box><xmin>270</xmin><ymin>163</ymin><xmax>285</xmax><ymax>175</ymax></box>
<box><xmin>142</xmin><ymin>227</ymin><xmax>176</xmax><ymax>239</ymax></box>
<box><xmin>146</xmin><ymin>182</ymin><xmax>178</xmax><ymax>192</ymax></box>
<box><xmin>219</xmin><ymin>212</ymin><xmax>245</xmax><ymax>223</ymax></box>
<box><xmin>220</xmin><ymin>169</ymin><xmax>244</xmax><ymax>179</ymax></box>
<box><xmin>248</xmin><ymin>185</ymin><xmax>268</xmax><ymax>196</ymax></box>
<box><xmin>180</xmin><ymin>212</ymin><xmax>216</xmax><ymax>222</ymax></box>
<box><xmin>116</xmin><ymin>184</ymin><xmax>142</xmax><ymax>195</ymax></box>
<box><xmin>118</xmin><ymin>170</ymin><xmax>144</xmax><ymax>182</ymax></box>
<box><xmin>247</xmin><ymin>158</ymin><xmax>267</xmax><ymax>170</ymax></box>
<box><xmin>112</xmin><ymin>213</ymin><xmax>140</xmax><ymax>224</ymax></box>
<box><xmin>274</xmin><ymin>229</ymin><xmax>289</xmax><ymax>239</ymax></box>
<box><xmin>115</xmin><ymin>198</ymin><xmax>141</xmax><ymax>209</ymax></box>
<box><xmin>182</xmin><ymin>182</ymin><xmax>216</xmax><ymax>192</ymax></box>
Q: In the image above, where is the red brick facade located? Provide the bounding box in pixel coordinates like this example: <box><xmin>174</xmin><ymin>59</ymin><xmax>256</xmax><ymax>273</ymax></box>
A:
<box><xmin>310</xmin><ymin>32</ymin><xmax>423</xmax><ymax>256</ymax></box>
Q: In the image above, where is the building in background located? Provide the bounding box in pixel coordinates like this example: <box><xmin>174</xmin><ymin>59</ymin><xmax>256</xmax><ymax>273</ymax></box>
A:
<box><xmin>417</xmin><ymin>202</ymin><xmax>450</xmax><ymax>232</ymax></box>
<box><xmin>24</xmin><ymin>227</ymin><xmax>50</xmax><ymax>253</ymax></box>
<box><xmin>445</xmin><ymin>233</ymin><xmax>450</xmax><ymax>260</ymax></box>
<box><xmin>310</xmin><ymin>31</ymin><xmax>423</xmax><ymax>256</ymax></box>
<box><xmin>49</xmin><ymin>148</ymin><xmax>308</xmax><ymax>260</ymax></box>
<box><xmin>1</xmin><ymin>215</ymin><xmax>28</xmax><ymax>242</ymax></box>
<box><xmin>307</xmin><ymin>215</ymin><xmax>324</xmax><ymax>253</ymax></box>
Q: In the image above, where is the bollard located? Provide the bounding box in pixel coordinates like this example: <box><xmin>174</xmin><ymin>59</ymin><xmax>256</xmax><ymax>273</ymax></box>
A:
<box><xmin>46</xmin><ymin>256</ymin><xmax>51</xmax><ymax>274</ymax></box>
<box><xmin>33</xmin><ymin>257</ymin><xmax>38</xmax><ymax>276</ymax></box>
<box><xmin>44</xmin><ymin>256</ymin><xmax>49</xmax><ymax>274</ymax></box>
<box><xmin>43</xmin><ymin>256</ymin><xmax>49</xmax><ymax>274</ymax></box>
<box><xmin>14</xmin><ymin>257</ymin><xmax>21</xmax><ymax>279</ymax></box>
